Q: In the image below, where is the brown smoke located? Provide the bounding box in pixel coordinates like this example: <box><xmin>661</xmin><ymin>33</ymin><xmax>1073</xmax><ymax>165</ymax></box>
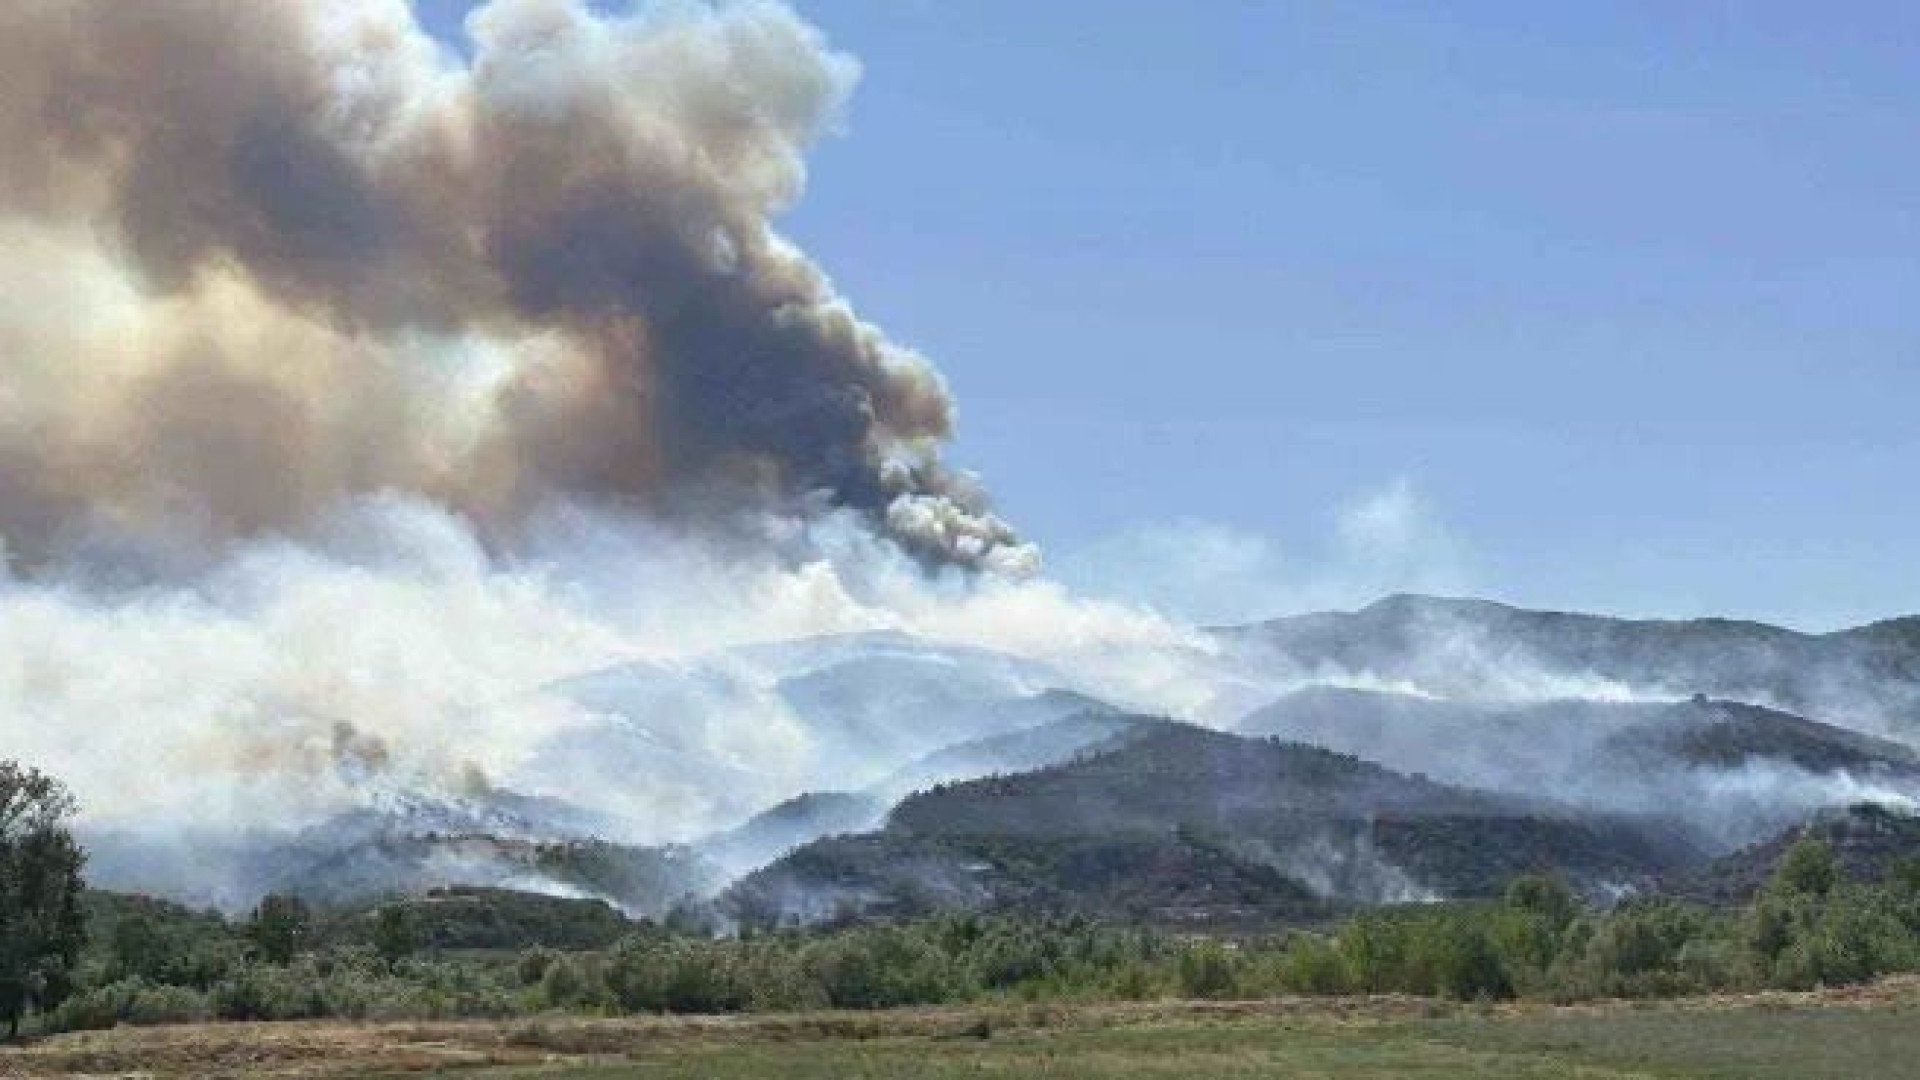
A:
<box><xmin>0</xmin><ymin>0</ymin><xmax>1032</xmax><ymax>572</ymax></box>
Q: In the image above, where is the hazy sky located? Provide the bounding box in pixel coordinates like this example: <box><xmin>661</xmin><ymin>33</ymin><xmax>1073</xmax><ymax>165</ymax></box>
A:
<box><xmin>418</xmin><ymin>2</ymin><xmax>1919</xmax><ymax>630</ymax></box>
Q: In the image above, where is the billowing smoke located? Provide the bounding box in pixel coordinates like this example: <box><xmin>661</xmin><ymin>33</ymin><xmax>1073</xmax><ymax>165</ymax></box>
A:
<box><xmin>0</xmin><ymin>0</ymin><xmax>1031</xmax><ymax>572</ymax></box>
<box><xmin>0</xmin><ymin>495</ymin><xmax>1185</xmax><ymax>829</ymax></box>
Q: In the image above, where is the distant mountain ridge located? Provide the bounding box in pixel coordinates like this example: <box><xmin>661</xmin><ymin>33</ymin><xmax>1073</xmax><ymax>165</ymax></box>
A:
<box><xmin>1237</xmin><ymin>686</ymin><xmax>1920</xmax><ymax>850</ymax></box>
<box><xmin>1219</xmin><ymin>594</ymin><xmax>1920</xmax><ymax>736</ymax></box>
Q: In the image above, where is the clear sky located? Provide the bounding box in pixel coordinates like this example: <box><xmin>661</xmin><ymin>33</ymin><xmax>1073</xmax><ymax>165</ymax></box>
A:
<box><xmin>420</xmin><ymin>2</ymin><xmax>1920</xmax><ymax>630</ymax></box>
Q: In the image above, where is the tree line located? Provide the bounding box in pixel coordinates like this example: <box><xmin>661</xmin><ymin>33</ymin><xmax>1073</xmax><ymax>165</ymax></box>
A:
<box><xmin>10</xmin><ymin>757</ymin><xmax>1920</xmax><ymax>1036</ymax></box>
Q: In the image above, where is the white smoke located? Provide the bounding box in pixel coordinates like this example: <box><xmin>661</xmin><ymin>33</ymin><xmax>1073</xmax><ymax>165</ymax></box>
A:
<box><xmin>0</xmin><ymin>494</ymin><xmax>1188</xmax><ymax>840</ymax></box>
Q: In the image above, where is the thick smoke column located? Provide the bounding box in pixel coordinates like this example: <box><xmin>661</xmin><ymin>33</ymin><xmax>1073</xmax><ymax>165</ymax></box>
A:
<box><xmin>0</xmin><ymin>0</ymin><xmax>1032</xmax><ymax>572</ymax></box>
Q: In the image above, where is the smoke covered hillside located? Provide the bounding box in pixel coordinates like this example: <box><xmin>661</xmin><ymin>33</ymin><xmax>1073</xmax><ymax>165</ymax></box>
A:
<box><xmin>1679</xmin><ymin>803</ymin><xmax>1920</xmax><ymax>902</ymax></box>
<box><xmin>1238</xmin><ymin>689</ymin><xmax>1920</xmax><ymax>848</ymax></box>
<box><xmin>726</xmin><ymin>723</ymin><xmax>1698</xmax><ymax>925</ymax></box>
<box><xmin>708</xmin><ymin>601</ymin><xmax>1920</xmax><ymax>926</ymax></box>
<box><xmin>63</xmin><ymin>593</ymin><xmax>1920</xmax><ymax>914</ymax></box>
<box><xmin>45</xmin><ymin>583</ymin><xmax>1920</xmax><ymax>917</ymax></box>
<box><xmin>83</xmin><ymin>778</ymin><xmax>725</xmax><ymax>914</ymax></box>
<box><xmin>1221</xmin><ymin>594</ymin><xmax>1920</xmax><ymax>735</ymax></box>
<box><xmin>512</xmin><ymin>632</ymin><xmax>1150</xmax><ymax>833</ymax></box>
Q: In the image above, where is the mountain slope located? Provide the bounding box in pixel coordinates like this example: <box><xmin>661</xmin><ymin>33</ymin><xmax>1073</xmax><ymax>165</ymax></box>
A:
<box><xmin>726</xmin><ymin>723</ymin><xmax>1697</xmax><ymax>925</ymax></box>
<box><xmin>1678</xmin><ymin>804</ymin><xmax>1920</xmax><ymax>902</ymax></box>
<box><xmin>514</xmin><ymin>634</ymin><xmax>1119</xmax><ymax>838</ymax></box>
<box><xmin>868</xmin><ymin>700</ymin><xmax>1150</xmax><ymax>800</ymax></box>
<box><xmin>86</xmin><ymin>784</ymin><xmax>725</xmax><ymax>914</ymax></box>
<box><xmin>693</xmin><ymin>704</ymin><xmax>1151</xmax><ymax>879</ymax></box>
<box><xmin>699</xmin><ymin>792</ymin><xmax>890</xmax><ymax>878</ymax></box>
<box><xmin>1221</xmin><ymin>594</ymin><xmax>1920</xmax><ymax>736</ymax></box>
<box><xmin>1236</xmin><ymin>687</ymin><xmax>1920</xmax><ymax>849</ymax></box>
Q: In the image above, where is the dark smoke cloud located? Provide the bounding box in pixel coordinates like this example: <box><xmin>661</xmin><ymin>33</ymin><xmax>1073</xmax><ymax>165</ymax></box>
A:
<box><xmin>0</xmin><ymin>0</ymin><xmax>1033</xmax><ymax>572</ymax></box>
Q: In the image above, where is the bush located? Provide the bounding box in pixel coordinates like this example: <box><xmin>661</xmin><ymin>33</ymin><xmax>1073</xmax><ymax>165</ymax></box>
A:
<box><xmin>806</xmin><ymin>927</ymin><xmax>961</xmax><ymax>1009</ymax></box>
<box><xmin>1176</xmin><ymin>939</ymin><xmax>1238</xmax><ymax>999</ymax></box>
<box><xmin>517</xmin><ymin>947</ymin><xmax>558</xmax><ymax>987</ymax></box>
<box><xmin>46</xmin><ymin>979</ymin><xmax>211</xmax><ymax>1032</ymax></box>
<box><xmin>540</xmin><ymin>956</ymin><xmax>592</xmax><ymax>1010</ymax></box>
<box><xmin>1561</xmin><ymin>899</ymin><xmax>1715</xmax><ymax>998</ymax></box>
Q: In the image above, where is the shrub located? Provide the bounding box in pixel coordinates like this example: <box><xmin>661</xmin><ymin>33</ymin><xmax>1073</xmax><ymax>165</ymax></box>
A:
<box><xmin>1176</xmin><ymin>940</ymin><xmax>1237</xmax><ymax>999</ymax></box>
<box><xmin>46</xmin><ymin>979</ymin><xmax>211</xmax><ymax>1032</ymax></box>
<box><xmin>806</xmin><ymin>927</ymin><xmax>961</xmax><ymax>1009</ymax></box>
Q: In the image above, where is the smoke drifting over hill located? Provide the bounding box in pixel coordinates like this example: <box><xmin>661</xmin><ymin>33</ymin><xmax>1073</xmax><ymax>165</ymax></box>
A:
<box><xmin>0</xmin><ymin>0</ymin><xmax>1028</xmax><ymax>572</ymax></box>
<box><xmin>0</xmin><ymin>496</ymin><xmax>1186</xmax><ymax>837</ymax></box>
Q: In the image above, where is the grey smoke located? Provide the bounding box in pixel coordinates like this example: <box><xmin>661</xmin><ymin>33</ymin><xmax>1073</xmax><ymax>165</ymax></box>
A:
<box><xmin>0</xmin><ymin>0</ymin><xmax>1031</xmax><ymax>572</ymax></box>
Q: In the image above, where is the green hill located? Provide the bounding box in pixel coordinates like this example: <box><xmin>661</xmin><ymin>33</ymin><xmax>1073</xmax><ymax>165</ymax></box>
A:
<box><xmin>726</xmin><ymin>723</ymin><xmax>1697</xmax><ymax>925</ymax></box>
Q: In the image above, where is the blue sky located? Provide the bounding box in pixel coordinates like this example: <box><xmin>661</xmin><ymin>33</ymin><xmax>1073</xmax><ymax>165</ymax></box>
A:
<box><xmin>422</xmin><ymin>2</ymin><xmax>1920</xmax><ymax>630</ymax></box>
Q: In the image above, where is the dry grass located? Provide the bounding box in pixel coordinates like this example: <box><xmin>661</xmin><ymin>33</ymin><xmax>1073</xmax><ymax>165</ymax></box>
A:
<box><xmin>3</xmin><ymin>978</ymin><xmax>1917</xmax><ymax>1079</ymax></box>
<box><xmin>0</xmin><ymin>998</ymin><xmax>1442</xmax><ymax>1078</ymax></box>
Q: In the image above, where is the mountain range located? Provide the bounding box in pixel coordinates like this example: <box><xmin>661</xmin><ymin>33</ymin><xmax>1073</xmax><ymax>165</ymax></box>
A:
<box><xmin>90</xmin><ymin>595</ymin><xmax>1920</xmax><ymax>923</ymax></box>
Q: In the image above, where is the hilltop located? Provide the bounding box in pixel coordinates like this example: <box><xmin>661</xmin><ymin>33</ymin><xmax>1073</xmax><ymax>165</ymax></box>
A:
<box><xmin>726</xmin><ymin>722</ymin><xmax>1697</xmax><ymax>925</ymax></box>
<box><xmin>1220</xmin><ymin>594</ymin><xmax>1920</xmax><ymax>736</ymax></box>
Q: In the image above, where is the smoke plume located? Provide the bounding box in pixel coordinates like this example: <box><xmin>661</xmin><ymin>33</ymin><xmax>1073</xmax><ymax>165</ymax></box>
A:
<box><xmin>0</xmin><ymin>0</ymin><xmax>1031</xmax><ymax>572</ymax></box>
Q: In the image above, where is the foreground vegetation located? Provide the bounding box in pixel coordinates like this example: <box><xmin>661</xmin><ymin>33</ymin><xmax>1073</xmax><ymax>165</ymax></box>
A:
<box><xmin>22</xmin><ymin>828</ymin><xmax>1920</xmax><ymax>1037</ymax></box>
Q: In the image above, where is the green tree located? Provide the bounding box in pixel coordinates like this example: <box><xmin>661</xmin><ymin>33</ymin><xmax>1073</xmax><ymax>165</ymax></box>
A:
<box><xmin>1175</xmin><ymin>939</ymin><xmax>1238</xmax><ymax>999</ymax></box>
<box><xmin>1771</xmin><ymin>835</ymin><xmax>1838</xmax><ymax>899</ymax></box>
<box><xmin>371</xmin><ymin>904</ymin><xmax>421</xmax><ymax>967</ymax></box>
<box><xmin>246</xmin><ymin>894</ymin><xmax>311</xmax><ymax>966</ymax></box>
<box><xmin>0</xmin><ymin>762</ymin><xmax>87</xmax><ymax>1038</ymax></box>
<box><xmin>106</xmin><ymin>912</ymin><xmax>169</xmax><ymax>983</ymax></box>
<box><xmin>540</xmin><ymin>955</ymin><xmax>592</xmax><ymax>1009</ymax></box>
<box><xmin>1505</xmin><ymin>873</ymin><xmax>1578</xmax><ymax>928</ymax></box>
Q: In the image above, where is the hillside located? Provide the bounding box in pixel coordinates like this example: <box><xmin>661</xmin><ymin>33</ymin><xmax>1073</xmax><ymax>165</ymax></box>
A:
<box><xmin>726</xmin><ymin>723</ymin><xmax>1697</xmax><ymax>925</ymax></box>
<box><xmin>869</xmin><ymin>703</ymin><xmax>1153</xmax><ymax>800</ymax></box>
<box><xmin>1221</xmin><ymin>595</ymin><xmax>1920</xmax><ymax>736</ymax></box>
<box><xmin>695</xmin><ymin>704</ymin><xmax>1150</xmax><ymax>877</ymax></box>
<box><xmin>1237</xmin><ymin>687</ymin><xmax>1920</xmax><ymax>849</ymax></box>
<box><xmin>1679</xmin><ymin>804</ymin><xmax>1920</xmax><ymax>902</ymax></box>
<box><xmin>256</xmin><ymin>825</ymin><xmax>723</xmax><ymax>916</ymax></box>
<box><xmin>515</xmin><ymin>634</ymin><xmax>1112</xmax><ymax>834</ymax></box>
<box><xmin>699</xmin><ymin>792</ymin><xmax>890</xmax><ymax>877</ymax></box>
<box><xmin>723</xmin><ymin>825</ymin><xmax>1327</xmax><ymax>927</ymax></box>
<box><xmin>1239</xmin><ymin>688</ymin><xmax>1920</xmax><ymax>778</ymax></box>
<box><xmin>1603</xmin><ymin>698</ymin><xmax>1920</xmax><ymax>775</ymax></box>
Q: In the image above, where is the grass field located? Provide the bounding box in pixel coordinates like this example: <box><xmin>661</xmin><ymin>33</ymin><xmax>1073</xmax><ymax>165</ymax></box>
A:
<box><xmin>7</xmin><ymin>980</ymin><xmax>1919</xmax><ymax>1079</ymax></box>
<box><xmin>462</xmin><ymin>1008</ymin><xmax>1920</xmax><ymax>1080</ymax></box>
